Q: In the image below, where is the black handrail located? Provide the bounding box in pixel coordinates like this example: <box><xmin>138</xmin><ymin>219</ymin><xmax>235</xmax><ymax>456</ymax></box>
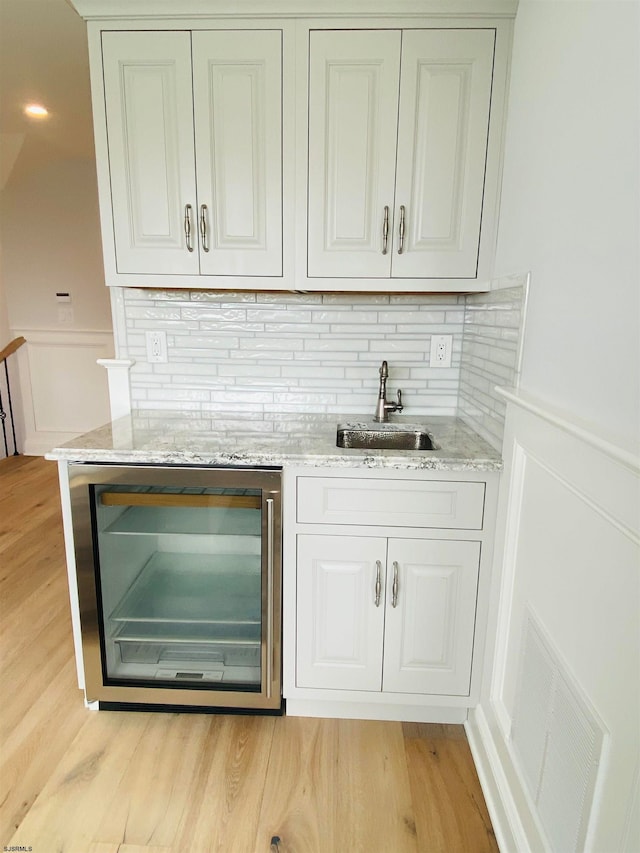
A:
<box><xmin>0</xmin><ymin>336</ymin><xmax>26</xmax><ymax>457</ymax></box>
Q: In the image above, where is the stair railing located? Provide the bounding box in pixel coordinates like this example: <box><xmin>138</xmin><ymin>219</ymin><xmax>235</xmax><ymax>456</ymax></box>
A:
<box><xmin>0</xmin><ymin>336</ymin><xmax>26</xmax><ymax>457</ymax></box>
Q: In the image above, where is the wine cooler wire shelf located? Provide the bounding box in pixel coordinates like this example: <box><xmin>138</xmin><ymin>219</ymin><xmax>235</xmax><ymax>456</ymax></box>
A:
<box><xmin>103</xmin><ymin>504</ymin><xmax>261</xmax><ymax>537</ymax></box>
<box><xmin>109</xmin><ymin>552</ymin><xmax>262</xmax><ymax>644</ymax></box>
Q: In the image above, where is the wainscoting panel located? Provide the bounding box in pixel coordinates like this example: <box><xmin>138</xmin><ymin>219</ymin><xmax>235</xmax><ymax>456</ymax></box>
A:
<box><xmin>15</xmin><ymin>329</ymin><xmax>114</xmax><ymax>455</ymax></box>
<box><xmin>466</xmin><ymin>389</ymin><xmax>639</xmax><ymax>853</ymax></box>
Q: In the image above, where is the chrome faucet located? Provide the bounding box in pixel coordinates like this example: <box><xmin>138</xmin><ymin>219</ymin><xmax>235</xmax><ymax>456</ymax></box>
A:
<box><xmin>373</xmin><ymin>360</ymin><xmax>403</xmax><ymax>422</ymax></box>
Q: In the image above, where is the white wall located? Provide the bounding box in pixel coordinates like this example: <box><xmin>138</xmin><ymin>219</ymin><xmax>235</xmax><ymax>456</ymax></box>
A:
<box><xmin>0</xmin><ymin>245</ymin><xmax>24</xmax><ymax>457</ymax></box>
<box><xmin>0</xmin><ymin>248</ymin><xmax>9</xmax><ymax>343</ymax></box>
<box><xmin>469</xmin><ymin>3</ymin><xmax>640</xmax><ymax>852</ymax></box>
<box><xmin>1</xmin><ymin>156</ymin><xmax>111</xmax><ymax>331</ymax></box>
<box><xmin>0</xmin><ymin>149</ymin><xmax>113</xmax><ymax>453</ymax></box>
<box><xmin>493</xmin><ymin>0</ymin><xmax>639</xmax><ymax>452</ymax></box>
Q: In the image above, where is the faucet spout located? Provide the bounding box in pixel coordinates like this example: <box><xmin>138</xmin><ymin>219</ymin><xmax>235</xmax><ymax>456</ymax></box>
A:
<box><xmin>373</xmin><ymin>360</ymin><xmax>403</xmax><ymax>422</ymax></box>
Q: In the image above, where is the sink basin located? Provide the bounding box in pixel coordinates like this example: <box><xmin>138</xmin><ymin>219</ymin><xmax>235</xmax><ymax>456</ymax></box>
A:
<box><xmin>336</xmin><ymin>423</ymin><xmax>438</xmax><ymax>451</ymax></box>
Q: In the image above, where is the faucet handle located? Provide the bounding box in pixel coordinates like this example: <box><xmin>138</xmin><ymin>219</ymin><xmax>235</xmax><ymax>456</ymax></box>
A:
<box><xmin>396</xmin><ymin>389</ymin><xmax>403</xmax><ymax>412</ymax></box>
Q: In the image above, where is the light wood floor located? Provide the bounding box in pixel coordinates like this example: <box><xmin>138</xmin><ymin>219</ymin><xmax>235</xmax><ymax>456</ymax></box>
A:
<box><xmin>0</xmin><ymin>455</ymin><xmax>499</xmax><ymax>853</ymax></box>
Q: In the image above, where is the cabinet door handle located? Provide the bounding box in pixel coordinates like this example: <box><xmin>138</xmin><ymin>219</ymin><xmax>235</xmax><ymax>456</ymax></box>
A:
<box><xmin>391</xmin><ymin>561</ymin><xmax>399</xmax><ymax>607</ymax></box>
<box><xmin>397</xmin><ymin>206</ymin><xmax>406</xmax><ymax>254</ymax></box>
<box><xmin>382</xmin><ymin>206</ymin><xmax>389</xmax><ymax>255</ymax></box>
<box><xmin>375</xmin><ymin>560</ymin><xmax>382</xmax><ymax>607</ymax></box>
<box><xmin>184</xmin><ymin>204</ymin><xmax>194</xmax><ymax>253</ymax></box>
<box><xmin>199</xmin><ymin>204</ymin><xmax>209</xmax><ymax>252</ymax></box>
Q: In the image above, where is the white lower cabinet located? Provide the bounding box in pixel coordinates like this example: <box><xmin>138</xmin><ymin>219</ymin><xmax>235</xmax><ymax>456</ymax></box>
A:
<box><xmin>285</xmin><ymin>471</ymin><xmax>497</xmax><ymax>721</ymax></box>
<box><xmin>296</xmin><ymin>534</ymin><xmax>480</xmax><ymax>697</ymax></box>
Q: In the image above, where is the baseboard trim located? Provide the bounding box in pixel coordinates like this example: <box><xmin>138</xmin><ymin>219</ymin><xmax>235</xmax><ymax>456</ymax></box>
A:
<box><xmin>465</xmin><ymin>704</ymin><xmax>535</xmax><ymax>853</ymax></box>
<box><xmin>286</xmin><ymin>698</ymin><xmax>468</xmax><ymax>723</ymax></box>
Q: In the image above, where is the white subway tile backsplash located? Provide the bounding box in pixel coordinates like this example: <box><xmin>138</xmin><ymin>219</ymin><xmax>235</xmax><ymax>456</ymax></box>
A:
<box><xmin>116</xmin><ymin>285</ymin><xmax>526</xmax><ymax>435</ymax></box>
<box><xmin>182</xmin><ymin>307</ymin><xmax>248</xmax><ymax>322</ymax></box>
<box><xmin>322</xmin><ymin>293</ymin><xmax>390</xmax><ymax>305</ymax></box>
<box><xmin>304</xmin><ymin>338</ymin><xmax>364</xmax><ymax>352</ymax></box>
<box><xmin>218</xmin><ymin>364</ymin><xmax>281</xmax><ymax>378</ymax></box>
<box><xmin>458</xmin><ymin>276</ymin><xmax>529</xmax><ymax>450</ymax></box>
<box><xmin>257</xmin><ymin>292</ymin><xmax>323</xmax><ymax>304</ymax></box>
<box><xmin>240</xmin><ymin>337</ymin><xmax>305</xmax><ymax>351</ymax></box>
<box><xmin>190</xmin><ymin>291</ymin><xmax>257</xmax><ymax>303</ymax></box>
<box><xmin>246</xmin><ymin>308</ymin><xmax>313</xmax><ymax>323</ymax></box>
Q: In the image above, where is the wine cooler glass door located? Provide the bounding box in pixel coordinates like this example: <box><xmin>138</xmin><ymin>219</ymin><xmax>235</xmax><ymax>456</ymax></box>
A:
<box><xmin>69</xmin><ymin>464</ymin><xmax>282</xmax><ymax>709</ymax></box>
<box><xmin>94</xmin><ymin>483</ymin><xmax>266</xmax><ymax>690</ymax></box>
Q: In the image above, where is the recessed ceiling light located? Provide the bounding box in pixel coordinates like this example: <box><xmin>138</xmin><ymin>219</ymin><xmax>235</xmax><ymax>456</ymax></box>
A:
<box><xmin>24</xmin><ymin>103</ymin><xmax>49</xmax><ymax>118</ymax></box>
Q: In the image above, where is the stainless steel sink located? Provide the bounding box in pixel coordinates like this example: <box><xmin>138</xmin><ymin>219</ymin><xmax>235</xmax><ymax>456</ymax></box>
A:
<box><xmin>336</xmin><ymin>423</ymin><xmax>438</xmax><ymax>451</ymax></box>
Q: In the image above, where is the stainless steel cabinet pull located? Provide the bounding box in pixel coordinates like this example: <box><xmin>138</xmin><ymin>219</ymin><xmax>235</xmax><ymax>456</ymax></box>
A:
<box><xmin>375</xmin><ymin>560</ymin><xmax>382</xmax><ymax>607</ymax></box>
<box><xmin>392</xmin><ymin>561</ymin><xmax>399</xmax><ymax>608</ymax></box>
<box><xmin>382</xmin><ymin>206</ymin><xmax>389</xmax><ymax>255</ymax></box>
<box><xmin>398</xmin><ymin>205</ymin><xmax>405</xmax><ymax>255</ymax></box>
<box><xmin>184</xmin><ymin>204</ymin><xmax>194</xmax><ymax>252</ymax></box>
<box><xmin>199</xmin><ymin>204</ymin><xmax>209</xmax><ymax>252</ymax></box>
<box><xmin>266</xmin><ymin>497</ymin><xmax>274</xmax><ymax>699</ymax></box>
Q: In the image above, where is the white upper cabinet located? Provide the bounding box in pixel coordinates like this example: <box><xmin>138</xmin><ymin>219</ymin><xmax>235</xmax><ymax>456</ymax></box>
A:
<box><xmin>393</xmin><ymin>30</ymin><xmax>495</xmax><ymax>278</ymax></box>
<box><xmin>102</xmin><ymin>32</ymin><xmax>199</xmax><ymax>276</ymax></box>
<box><xmin>100</xmin><ymin>29</ymin><xmax>283</xmax><ymax>283</ymax></box>
<box><xmin>85</xmin><ymin>11</ymin><xmax>512</xmax><ymax>291</ymax></box>
<box><xmin>306</xmin><ymin>28</ymin><xmax>498</xmax><ymax>287</ymax></box>
<box><xmin>192</xmin><ymin>31</ymin><xmax>282</xmax><ymax>277</ymax></box>
<box><xmin>307</xmin><ymin>31</ymin><xmax>402</xmax><ymax>278</ymax></box>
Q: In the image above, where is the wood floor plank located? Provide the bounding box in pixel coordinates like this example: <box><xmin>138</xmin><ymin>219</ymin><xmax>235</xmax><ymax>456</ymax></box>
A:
<box><xmin>253</xmin><ymin>716</ymin><xmax>339</xmax><ymax>852</ymax></box>
<box><xmin>8</xmin><ymin>712</ymin><xmax>150</xmax><ymax>850</ymax></box>
<box><xmin>255</xmin><ymin>717</ymin><xmax>418</xmax><ymax>853</ymax></box>
<box><xmin>172</xmin><ymin>714</ymin><xmax>277</xmax><ymax>853</ymax></box>
<box><xmin>2</xmin><ymin>458</ymin><xmax>499</xmax><ymax>853</ymax></box>
<box><xmin>0</xmin><ymin>656</ymin><xmax>87</xmax><ymax>838</ymax></box>
<box><xmin>335</xmin><ymin>719</ymin><xmax>418</xmax><ymax>853</ymax></box>
<box><xmin>403</xmin><ymin>723</ymin><xmax>499</xmax><ymax>852</ymax></box>
<box><xmin>95</xmin><ymin>711</ymin><xmax>212</xmax><ymax>849</ymax></box>
<box><xmin>0</xmin><ymin>514</ymin><xmax>66</xmax><ymax>612</ymax></box>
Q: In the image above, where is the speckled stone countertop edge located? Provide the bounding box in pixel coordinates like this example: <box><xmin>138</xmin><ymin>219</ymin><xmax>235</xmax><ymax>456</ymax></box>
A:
<box><xmin>45</xmin><ymin>412</ymin><xmax>503</xmax><ymax>473</ymax></box>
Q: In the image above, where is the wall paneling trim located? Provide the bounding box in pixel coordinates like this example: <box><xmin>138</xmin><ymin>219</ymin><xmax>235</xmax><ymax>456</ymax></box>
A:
<box><xmin>466</xmin><ymin>390</ymin><xmax>639</xmax><ymax>852</ymax></box>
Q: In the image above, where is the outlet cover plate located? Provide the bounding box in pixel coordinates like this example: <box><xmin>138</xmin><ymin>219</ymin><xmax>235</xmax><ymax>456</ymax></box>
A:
<box><xmin>146</xmin><ymin>330</ymin><xmax>168</xmax><ymax>363</ymax></box>
<box><xmin>429</xmin><ymin>334</ymin><xmax>453</xmax><ymax>368</ymax></box>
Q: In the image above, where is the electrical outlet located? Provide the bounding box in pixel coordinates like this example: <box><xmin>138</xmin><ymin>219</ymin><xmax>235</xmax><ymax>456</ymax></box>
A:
<box><xmin>429</xmin><ymin>334</ymin><xmax>453</xmax><ymax>368</ymax></box>
<box><xmin>146</xmin><ymin>330</ymin><xmax>168</xmax><ymax>363</ymax></box>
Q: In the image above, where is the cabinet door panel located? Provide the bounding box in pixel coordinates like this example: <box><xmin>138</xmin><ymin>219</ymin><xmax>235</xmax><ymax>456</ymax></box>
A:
<box><xmin>308</xmin><ymin>31</ymin><xmax>401</xmax><ymax>278</ymax></box>
<box><xmin>392</xmin><ymin>30</ymin><xmax>495</xmax><ymax>278</ymax></box>
<box><xmin>383</xmin><ymin>538</ymin><xmax>480</xmax><ymax>695</ymax></box>
<box><xmin>296</xmin><ymin>535</ymin><xmax>386</xmax><ymax>691</ymax></box>
<box><xmin>192</xmin><ymin>30</ymin><xmax>282</xmax><ymax>276</ymax></box>
<box><xmin>101</xmin><ymin>32</ymin><xmax>199</xmax><ymax>275</ymax></box>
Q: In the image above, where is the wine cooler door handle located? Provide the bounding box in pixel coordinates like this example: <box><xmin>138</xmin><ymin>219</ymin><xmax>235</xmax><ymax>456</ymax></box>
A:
<box><xmin>266</xmin><ymin>497</ymin><xmax>274</xmax><ymax>698</ymax></box>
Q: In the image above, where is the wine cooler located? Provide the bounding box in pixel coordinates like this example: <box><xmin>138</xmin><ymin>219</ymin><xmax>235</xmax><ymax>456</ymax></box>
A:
<box><xmin>67</xmin><ymin>463</ymin><xmax>283</xmax><ymax>712</ymax></box>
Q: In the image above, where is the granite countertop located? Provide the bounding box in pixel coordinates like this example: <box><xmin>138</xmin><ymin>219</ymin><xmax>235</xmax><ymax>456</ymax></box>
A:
<box><xmin>47</xmin><ymin>410</ymin><xmax>502</xmax><ymax>472</ymax></box>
